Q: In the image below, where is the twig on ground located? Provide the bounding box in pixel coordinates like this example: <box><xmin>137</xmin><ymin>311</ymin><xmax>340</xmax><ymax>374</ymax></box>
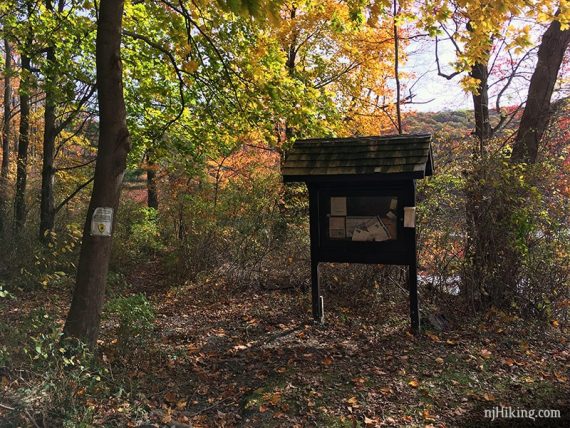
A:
<box><xmin>0</xmin><ymin>402</ymin><xmax>15</xmax><ymax>410</ymax></box>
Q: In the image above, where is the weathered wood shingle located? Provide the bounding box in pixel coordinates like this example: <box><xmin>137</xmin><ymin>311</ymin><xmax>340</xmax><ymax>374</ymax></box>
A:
<box><xmin>282</xmin><ymin>134</ymin><xmax>433</xmax><ymax>182</ymax></box>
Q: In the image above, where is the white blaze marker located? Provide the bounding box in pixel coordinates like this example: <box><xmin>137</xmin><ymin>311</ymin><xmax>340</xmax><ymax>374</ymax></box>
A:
<box><xmin>91</xmin><ymin>207</ymin><xmax>113</xmax><ymax>237</ymax></box>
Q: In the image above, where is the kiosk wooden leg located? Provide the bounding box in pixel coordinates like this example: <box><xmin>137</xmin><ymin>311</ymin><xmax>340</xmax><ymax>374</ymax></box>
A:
<box><xmin>311</xmin><ymin>261</ymin><xmax>323</xmax><ymax>323</ymax></box>
<box><xmin>409</xmin><ymin>263</ymin><xmax>420</xmax><ymax>334</ymax></box>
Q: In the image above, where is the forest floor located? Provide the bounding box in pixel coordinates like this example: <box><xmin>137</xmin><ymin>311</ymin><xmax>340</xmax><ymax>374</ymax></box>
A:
<box><xmin>1</xmin><ymin>261</ymin><xmax>569</xmax><ymax>427</ymax></box>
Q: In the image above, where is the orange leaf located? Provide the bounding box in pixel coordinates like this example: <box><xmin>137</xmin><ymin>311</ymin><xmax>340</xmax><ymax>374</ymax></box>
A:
<box><xmin>164</xmin><ymin>391</ymin><xmax>177</xmax><ymax>403</ymax></box>
<box><xmin>408</xmin><ymin>379</ymin><xmax>419</xmax><ymax>388</ymax></box>
<box><xmin>322</xmin><ymin>356</ymin><xmax>334</xmax><ymax>366</ymax></box>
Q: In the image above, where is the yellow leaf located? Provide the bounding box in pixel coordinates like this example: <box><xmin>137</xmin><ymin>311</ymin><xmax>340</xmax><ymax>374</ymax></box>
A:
<box><xmin>408</xmin><ymin>379</ymin><xmax>419</xmax><ymax>388</ymax></box>
<box><xmin>347</xmin><ymin>396</ymin><xmax>358</xmax><ymax>405</ymax></box>
<box><xmin>551</xmin><ymin>320</ymin><xmax>559</xmax><ymax>328</ymax></box>
<box><xmin>426</xmin><ymin>332</ymin><xmax>440</xmax><ymax>342</ymax></box>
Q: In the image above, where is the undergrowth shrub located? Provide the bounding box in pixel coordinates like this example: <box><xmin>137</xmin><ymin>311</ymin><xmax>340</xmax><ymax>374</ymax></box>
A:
<box><xmin>166</xmin><ymin>170</ymin><xmax>310</xmax><ymax>288</ymax></box>
<box><xmin>1</xmin><ymin>308</ymin><xmax>110</xmax><ymax>426</ymax></box>
<box><xmin>105</xmin><ymin>294</ymin><xmax>155</xmax><ymax>347</ymax></box>
<box><xmin>112</xmin><ymin>202</ymin><xmax>165</xmax><ymax>270</ymax></box>
<box><xmin>461</xmin><ymin>152</ymin><xmax>569</xmax><ymax>319</ymax></box>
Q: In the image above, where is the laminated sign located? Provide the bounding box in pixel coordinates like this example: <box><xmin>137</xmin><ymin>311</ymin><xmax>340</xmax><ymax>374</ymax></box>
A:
<box><xmin>91</xmin><ymin>207</ymin><xmax>113</xmax><ymax>237</ymax></box>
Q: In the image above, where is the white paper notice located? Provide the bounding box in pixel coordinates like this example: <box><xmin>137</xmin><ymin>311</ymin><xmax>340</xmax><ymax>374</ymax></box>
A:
<box><xmin>329</xmin><ymin>216</ymin><xmax>346</xmax><ymax>239</ymax></box>
<box><xmin>404</xmin><ymin>206</ymin><xmax>416</xmax><ymax>228</ymax></box>
<box><xmin>330</xmin><ymin>197</ymin><xmax>347</xmax><ymax>216</ymax></box>
<box><xmin>91</xmin><ymin>207</ymin><xmax>113</xmax><ymax>237</ymax></box>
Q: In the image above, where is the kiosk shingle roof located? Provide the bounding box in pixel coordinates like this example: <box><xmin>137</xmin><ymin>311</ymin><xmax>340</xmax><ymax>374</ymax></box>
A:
<box><xmin>282</xmin><ymin>134</ymin><xmax>433</xmax><ymax>182</ymax></box>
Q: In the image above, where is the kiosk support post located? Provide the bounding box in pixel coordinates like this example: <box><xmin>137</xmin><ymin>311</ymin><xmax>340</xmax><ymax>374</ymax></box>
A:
<box><xmin>408</xmin><ymin>183</ymin><xmax>420</xmax><ymax>334</ymax></box>
<box><xmin>311</xmin><ymin>261</ymin><xmax>323</xmax><ymax>322</ymax></box>
<box><xmin>308</xmin><ymin>185</ymin><xmax>323</xmax><ymax>323</ymax></box>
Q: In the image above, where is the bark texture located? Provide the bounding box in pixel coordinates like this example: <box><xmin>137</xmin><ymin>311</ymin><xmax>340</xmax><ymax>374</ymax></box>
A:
<box><xmin>40</xmin><ymin>12</ymin><xmax>57</xmax><ymax>241</ymax></box>
<box><xmin>0</xmin><ymin>39</ymin><xmax>11</xmax><ymax>235</ymax></box>
<box><xmin>470</xmin><ymin>61</ymin><xmax>491</xmax><ymax>147</ymax></box>
<box><xmin>146</xmin><ymin>151</ymin><xmax>158</xmax><ymax>210</ymax></box>
<box><xmin>40</xmin><ymin>0</ymin><xmax>66</xmax><ymax>242</ymax></box>
<box><xmin>511</xmin><ymin>15</ymin><xmax>570</xmax><ymax>163</ymax></box>
<box><xmin>63</xmin><ymin>0</ymin><xmax>129</xmax><ymax>347</ymax></box>
<box><xmin>14</xmin><ymin>54</ymin><xmax>31</xmax><ymax>233</ymax></box>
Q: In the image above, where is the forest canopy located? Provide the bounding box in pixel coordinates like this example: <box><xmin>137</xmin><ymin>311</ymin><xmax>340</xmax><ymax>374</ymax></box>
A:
<box><xmin>0</xmin><ymin>0</ymin><xmax>569</xmax><ymax>426</ymax></box>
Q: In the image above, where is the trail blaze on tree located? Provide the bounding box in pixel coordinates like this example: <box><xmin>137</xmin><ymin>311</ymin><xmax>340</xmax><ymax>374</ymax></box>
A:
<box><xmin>63</xmin><ymin>0</ymin><xmax>129</xmax><ymax>347</ymax></box>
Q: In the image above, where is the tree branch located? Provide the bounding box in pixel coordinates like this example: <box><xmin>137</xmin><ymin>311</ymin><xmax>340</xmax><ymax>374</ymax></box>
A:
<box><xmin>54</xmin><ymin>176</ymin><xmax>94</xmax><ymax>214</ymax></box>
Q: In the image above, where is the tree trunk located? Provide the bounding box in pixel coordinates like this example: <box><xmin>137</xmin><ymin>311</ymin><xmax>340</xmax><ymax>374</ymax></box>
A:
<box><xmin>146</xmin><ymin>151</ymin><xmax>158</xmax><ymax>210</ymax></box>
<box><xmin>0</xmin><ymin>39</ymin><xmax>12</xmax><ymax>235</ymax></box>
<box><xmin>40</xmin><ymin>10</ymin><xmax>57</xmax><ymax>242</ymax></box>
<box><xmin>393</xmin><ymin>0</ymin><xmax>402</xmax><ymax>134</ymax></box>
<box><xmin>63</xmin><ymin>0</ymin><xmax>129</xmax><ymax>348</ymax></box>
<box><xmin>1</xmin><ymin>39</ymin><xmax>10</xmax><ymax>177</ymax></box>
<box><xmin>511</xmin><ymin>14</ymin><xmax>570</xmax><ymax>164</ymax></box>
<box><xmin>14</xmin><ymin>54</ymin><xmax>31</xmax><ymax>234</ymax></box>
<box><xmin>470</xmin><ymin>61</ymin><xmax>491</xmax><ymax>151</ymax></box>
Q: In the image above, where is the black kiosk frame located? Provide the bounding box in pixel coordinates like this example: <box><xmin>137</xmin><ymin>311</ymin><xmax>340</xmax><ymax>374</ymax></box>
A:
<box><xmin>282</xmin><ymin>134</ymin><xmax>434</xmax><ymax>333</ymax></box>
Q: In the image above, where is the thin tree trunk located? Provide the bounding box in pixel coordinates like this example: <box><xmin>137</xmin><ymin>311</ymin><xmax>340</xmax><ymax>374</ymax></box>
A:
<box><xmin>40</xmin><ymin>2</ymin><xmax>57</xmax><ymax>241</ymax></box>
<box><xmin>146</xmin><ymin>151</ymin><xmax>158</xmax><ymax>210</ymax></box>
<box><xmin>0</xmin><ymin>39</ymin><xmax>12</xmax><ymax>235</ymax></box>
<box><xmin>63</xmin><ymin>0</ymin><xmax>129</xmax><ymax>348</ymax></box>
<box><xmin>470</xmin><ymin>61</ymin><xmax>491</xmax><ymax>151</ymax></box>
<box><xmin>393</xmin><ymin>0</ymin><xmax>402</xmax><ymax>134</ymax></box>
<box><xmin>1</xmin><ymin>39</ymin><xmax>10</xmax><ymax>176</ymax></box>
<box><xmin>511</xmin><ymin>13</ymin><xmax>570</xmax><ymax>163</ymax></box>
<box><xmin>14</xmin><ymin>54</ymin><xmax>31</xmax><ymax>234</ymax></box>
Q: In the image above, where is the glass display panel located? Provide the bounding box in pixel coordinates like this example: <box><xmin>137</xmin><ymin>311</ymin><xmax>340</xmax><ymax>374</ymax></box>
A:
<box><xmin>328</xmin><ymin>196</ymin><xmax>398</xmax><ymax>241</ymax></box>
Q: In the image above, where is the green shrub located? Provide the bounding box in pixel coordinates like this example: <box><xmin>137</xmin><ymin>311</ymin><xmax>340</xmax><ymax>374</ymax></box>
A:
<box><xmin>106</xmin><ymin>294</ymin><xmax>155</xmax><ymax>346</ymax></box>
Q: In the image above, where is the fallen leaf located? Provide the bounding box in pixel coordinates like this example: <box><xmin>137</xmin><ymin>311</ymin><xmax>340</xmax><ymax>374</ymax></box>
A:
<box><xmin>426</xmin><ymin>332</ymin><xmax>440</xmax><ymax>342</ymax></box>
<box><xmin>347</xmin><ymin>396</ymin><xmax>358</xmax><ymax>405</ymax></box>
<box><xmin>364</xmin><ymin>416</ymin><xmax>378</xmax><ymax>425</ymax></box>
<box><xmin>408</xmin><ymin>379</ymin><xmax>419</xmax><ymax>388</ymax></box>
<box><xmin>164</xmin><ymin>391</ymin><xmax>177</xmax><ymax>403</ymax></box>
<box><xmin>422</xmin><ymin>409</ymin><xmax>435</xmax><ymax>421</ymax></box>
<box><xmin>480</xmin><ymin>349</ymin><xmax>492</xmax><ymax>359</ymax></box>
<box><xmin>322</xmin><ymin>356</ymin><xmax>334</xmax><ymax>366</ymax></box>
<box><xmin>435</xmin><ymin>357</ymin><xmax>444</xmax><ymax>365</ymax></box>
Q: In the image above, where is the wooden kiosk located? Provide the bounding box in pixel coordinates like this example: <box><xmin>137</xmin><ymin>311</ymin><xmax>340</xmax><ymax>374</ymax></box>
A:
<box><xmin>282</xmin><ymin>134</ymin><xmax>434</xmax><ymax>333</ymax></box>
